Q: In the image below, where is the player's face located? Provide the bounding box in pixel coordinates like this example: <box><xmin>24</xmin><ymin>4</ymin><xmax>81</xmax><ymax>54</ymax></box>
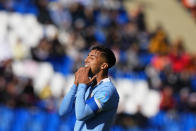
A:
<box><xmin>84</xmin><ymin>50</ymin><xmax>105</xmax><ymax>77</ymax></box>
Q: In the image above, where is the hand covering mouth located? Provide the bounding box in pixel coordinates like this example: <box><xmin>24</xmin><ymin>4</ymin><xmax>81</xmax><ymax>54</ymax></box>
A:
<box><xmin>85</xmin><ymin>64</ymin><xmax>89</xmax><ymax>67</ymax></box>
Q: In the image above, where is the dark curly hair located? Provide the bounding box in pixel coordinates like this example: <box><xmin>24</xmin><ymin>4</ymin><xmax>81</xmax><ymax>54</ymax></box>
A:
<box><xmin>90</xmin><ymin>45</ymin><xmax>116</xmax><ymax>69</ymax></box>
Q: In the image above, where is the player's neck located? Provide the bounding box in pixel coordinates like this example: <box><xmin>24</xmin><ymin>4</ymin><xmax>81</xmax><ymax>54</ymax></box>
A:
<box><xmin>96</xmin><ymin>70</ymin><xmax>108</xmax><ymax>84</ymax></box>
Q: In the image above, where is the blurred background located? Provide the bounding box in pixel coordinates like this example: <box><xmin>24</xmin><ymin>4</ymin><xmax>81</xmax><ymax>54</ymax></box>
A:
<box><xmin>0</xmin><ymin>0</ymin><xmax>196</xmax><ymax>131</ymax></box>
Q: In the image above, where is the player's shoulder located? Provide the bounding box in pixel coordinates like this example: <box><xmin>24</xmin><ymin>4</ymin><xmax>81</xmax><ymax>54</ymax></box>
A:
<box><xmin>94</xmin><ymin>81</ymin><xmax>119</xmax><ymax>107</ymax></box>
<box><xmin>95</xmin><ymin>80</ymin><xmax>118</xmax><ymax>98</ymax></box>
<box><xmin>99</xmin><ymin>80</ymin><xmax>115</xmax><ymax>91</ymax></box>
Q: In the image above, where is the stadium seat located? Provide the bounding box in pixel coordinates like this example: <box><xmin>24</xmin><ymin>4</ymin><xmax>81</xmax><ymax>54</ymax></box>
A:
<box><xmin>141</xmin><ymin>90</ymin><xmax>161</xmax><ymax>117</ymax></box>
<box><xmin>139</xmin><ymin>53</ymin><xmax>154</xmax><ymax>66</ymax></box>
<box><xmin>59</xmin><ymin>110</ymin><xmax>76</xmax><ymax>131</ymax></box>
<box><xmin>48</xmin><ymin>55</ymin><xmax>73</xmax><ymax>76</ymax></box>
<box><xmin>45</xmin><ymin>112</ymin><xmax>60</xmax><ymax>131</ymax></box>
<box><xmin>27</xmin><ymin>109</ymin><xmax>47</xmax><ymax>131</ymax></box>
<box><xmin>0</xmin><ymin>106</ymin><xmax>14</xmax><ymax>131</ymax></box>
<box><xmin>179</xmin><ymin>113</ymin><xmax>196</xmax><ymax>131</ymax></box>
<box><xmin>110</xmin><ymin>125</ymin><xmax>126</xmax><ymax>131</ymax></box>
<box><xmin>34</xmin><ymin>62</ymin><xmax>54</xmax><ymax>94</ymax></box>
<box><xmin>163</xmin><ymin>120</ymin><xmax>180</xmax><ymax>131</ymax></box>
<box><xmin>116</xmin><ymin>9</ymin><xmax>129</xmax><ymax>25</ymax></box>
<box><xmin>149</xmin><ymin>111</ymin><xmax>168</xmax><ymax>128</ymax></box>
<box><xmin>94</xmin><ymin>28</ymin><xmax>106</xmax><ymax>44</ymax></box>
<box><xmin>11</xmin><ymin>108</ymin><xmax>30</xmax><ymax>131</ymax></box>
<box><xmin>50</xmin><ymin>73</ymin><xmax>66</xmax><ymax>98</ymax></box>
<box><xmin>191</xmin><ymin>75</ymin><xmax>196</xmax><ymax>91</ymax></box>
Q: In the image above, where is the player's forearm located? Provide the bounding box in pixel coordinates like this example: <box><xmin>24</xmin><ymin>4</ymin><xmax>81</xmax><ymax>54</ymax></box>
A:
<box><xmin>75</xmin><ymin>83</ymin><xmax>94</xmax><ymax>121</ymax></box>
<box><xmin>59</xmin><ymin>84</ymin><xmax>77</xmax><ymax>116</ymax></box>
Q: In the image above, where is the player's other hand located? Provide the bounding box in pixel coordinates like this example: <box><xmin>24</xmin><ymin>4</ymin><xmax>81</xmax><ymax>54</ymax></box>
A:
<box><xmin>75</xmin><ymin>67</ymin><xmax>97</xmax><ymax>85</ymax></box>
<box><xmin>74</xmin><ymin>71</ymin><xmax>79</xmax><ymax>86</ymax></box>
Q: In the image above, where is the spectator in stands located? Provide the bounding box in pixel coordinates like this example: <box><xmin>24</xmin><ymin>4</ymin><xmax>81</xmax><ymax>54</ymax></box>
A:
<box><xmin>169</xmin><ymin>38</ymin><xmax>190</xmax><ymax>73</ymax></box>
<box><xmin>125</xmin><ymin>43</ymin><xmax>140</xmax><ymax>72</ymax></box>
<box><xmin>133</xmin><ymin>106</ymin><xmax>148</xmax><ymax>128</ymax></box>
<box><xmin>188</xmin><ymin>92</ymin><xmax>196</xmax><ymax>112</ymax></box>
<box><xmin>31</xmin><ymin>38</ymin><xmax>51</xmax><ymax>61</ymax></box>
<box><xmin>0</xmin><ymin>0</ymin><xmax>13</xmax><ymax>11</ymax></box>
<box><xmin>35</xmin><ymin>0</ymin><xmax>54</xmax><ymax>24</ymax></box>
<box><xmin>18</xmin><ymin>78</ymin><xmax>38</xmax><ymax>107</ymax></box>
<box><xmin>69</xmin><ymin>3</ymin><xmax>86</xmax><ymax>29</ymax></box>
<box><xmin>50</xmin><ymin>35</ymin><xmax>65</xmax><ymax>57</ymax></box>
<box><xmin>134</xmin><ymin>4</ymin><xmax>147</xmax><ymax>32</ymax></box>
<box><xmin>0</xmin><ymin>76</ymin><xmax>6</xmax><ymax>103</ymax></box>
<box><xmin>50</xmin><ymin>3</ymin><xmax>72</xmax><ymax>29</ymax></box>
<box><xmin>160</xmin><ymin>86</ymin><xmax>176</xmax><ymax>111</ymax></box>
<box><xmin>120</xmin><ymin>21</ymin><xmax>138</xmax><ymax>50</ymax></box>
<box><xmin>149</xmin><ymin>26</ymin><xmax>170</xmax><ymax>54</ymax></box>
<box><xmin>151</xmin><ymin>52</ymin><xmax>170</xmax><ymax>71</ymax></box>
<box><xmin>177</xmin><ymin>88</ymin><xmax>190</xmax><ymax>112</ymax></box>
<box><xmin>186</xmin><ymin>54</ymin><xmax>196</xmax><ymax>75</ymax></box>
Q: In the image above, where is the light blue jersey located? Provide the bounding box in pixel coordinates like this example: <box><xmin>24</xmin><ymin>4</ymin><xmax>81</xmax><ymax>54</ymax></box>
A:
<box><xmin>59</xmin><ymin>78</ymin><xmax>119</xmax><ymax>131</ymax></box>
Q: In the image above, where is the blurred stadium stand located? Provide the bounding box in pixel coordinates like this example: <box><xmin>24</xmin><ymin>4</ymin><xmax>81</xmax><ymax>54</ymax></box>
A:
<box><xmin>0</xmin><ymin>0</ymin><xmax>196</xmax><ymax>131</ymax></box>
<box><xmin>124</xmin><ymin>0</ymin><xmax>196</xmax><ymax>53</ymax></box>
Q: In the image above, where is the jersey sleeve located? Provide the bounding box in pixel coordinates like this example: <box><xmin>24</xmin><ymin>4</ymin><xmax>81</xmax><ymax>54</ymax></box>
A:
<box><xmin>59</xmin><ymin>84</ymin><xmax>77</xmax><ymax>116</ymax></box>
<box><xmin>86</xmin><ymin>88</ymin><xmax>112</xmax><ymax>113</ymax></box>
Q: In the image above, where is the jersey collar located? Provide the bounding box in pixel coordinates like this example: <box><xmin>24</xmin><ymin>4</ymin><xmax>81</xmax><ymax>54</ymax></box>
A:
<box><xmin>97</xmin><ymin>77</ymin><xmax>110</xmax><ymax>86</ymax></box>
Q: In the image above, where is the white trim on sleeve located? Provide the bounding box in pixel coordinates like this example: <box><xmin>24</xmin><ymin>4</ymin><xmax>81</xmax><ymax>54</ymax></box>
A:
<box><xmin>94</xmin><ymin>98</ymin><xmax>102</xmax><ymax>112</ymax></box>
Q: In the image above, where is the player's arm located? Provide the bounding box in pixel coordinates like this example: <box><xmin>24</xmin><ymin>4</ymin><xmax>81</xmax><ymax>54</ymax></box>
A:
<box><xmin>75</xmin><ymin>83</ymin><xmax>95</xmax><ymax>121</ymax></box>
<box><xmin>75</xmin><ymin>84</ymin><xmax>111</xmax><ymax>121</ymax></box>
<box><xmin>59</xmin><ymin>84</ymin><xmax>77</xmax><ymax>116</ymax></box>
<box><xmin>74</xmin><ymin>67</ymin><xmax>97</xmax><ymax>121</ymax></box>
<box><xmin>59</xmin><ymin>73</ymin><xmax>79</xmax><ymax>116</ymax></box>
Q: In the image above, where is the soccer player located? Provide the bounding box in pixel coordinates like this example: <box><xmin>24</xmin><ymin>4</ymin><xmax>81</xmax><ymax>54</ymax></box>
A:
<box><xmin>59</xmin><ymin>45</ymin><xmax>119</xmax><ymax>131</ymax></box>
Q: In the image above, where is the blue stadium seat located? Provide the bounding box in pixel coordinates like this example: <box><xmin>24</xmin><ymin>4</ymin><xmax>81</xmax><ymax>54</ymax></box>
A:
<box><xmin>59</xmin><ymin>117</ymin><xmax>74</xmax><ymax>131</ymax></box>
<box><xmin>143</xmin><ymin>127</ymin><xmax>158</xmax><ymax>131</ymax></box>
<box><xmin>0</xmin><ymin>105</ymin><xmax>14</xmax><ymax>131</ymax></box>
<box><xmin>163</xmin><ymin>121</ymin><xmax>180</xmax><ymax>131</ymax></box>
<box><xmin>110</xmin><ymin>125</ymin><xmax>126</xmax><ymax>131</ymax></box>
<box><xmin>179</xmin><ymin>113</ymin><xmax>196</xmax><ymax>131</ymax></box>
<box><xmin>137</xmin><ymin>71</ymin><xmax>147</xmax><ymax>80</ymax></box>
<box><xmin>59</xmin><ymin>110</ymin><xmax>76</xmax><ymax>131</ymax></box>
<box><xmin>95</xmin><ymin>12</ymin><xmax>111</xmax><ymax>28</ymax></box>
<box><xmin>45</xmin><ymin>112</ymin><xmax>60</xmax><ymax>131</ymax></box>
<box><xmin>27</xmin><ymin>109</ymin><xmax>47</xmax><ymax>131</ymax></box>
<box><xmin>48</xmin><ymin>55</ymin><xmax>74</xmax><ymax>76</ymax></box>
<box><xmin>191</xmin><ymin>75</ymin><xmax>196</xmax><ymax>91</ymax></box>
<box><xmin>13</xmin><ymin>2</ymin><xmax>26</xmax><ymax>14</ymax></box>
<box><xmin>26</xmin><ymin>5</ymin><xmax>38</xmax><ymax>16</ymax></box>
<box><xmin>138</xmin><ymin>53</ymin><xmax>154</xmax><ymax>66</ymax></box>
<box><xmin>149</xmin><ymin>111</ymin><xmax>168</xmax><ymax>128</ymax></box>
<box><xmin>11</xmin><ymin>108</ymin><xmax>31</xmax><ymax>131</ymax></box>
<box><xmin>94</xmin><ymin>29</ymin><xmax>106</xmax><ymax>44</ymax></box>
<box><xmin>116</xmin><ymin>8</ymin><xmax>129</xmax><ymax>25</ymax></box>
<box><xmin>59</xmin><ymin>123</ymin><xmax>73</xmax><ymax>131</ymax></box>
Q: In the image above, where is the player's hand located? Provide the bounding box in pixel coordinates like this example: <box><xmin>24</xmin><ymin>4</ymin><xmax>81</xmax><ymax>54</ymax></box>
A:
<box><xmin>74</xmin><ymin>71</ymin><xmax>79</xmax><ymax>86</ymax></box>
<box><xmin>76</xmin><ymin>67</ymin><xmax>97</xmax><ymax>85</ymax></box>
